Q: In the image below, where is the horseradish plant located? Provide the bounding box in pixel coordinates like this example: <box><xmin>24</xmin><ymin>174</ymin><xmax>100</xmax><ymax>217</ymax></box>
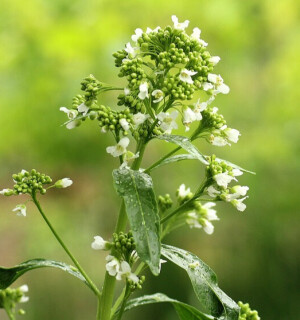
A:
<box><xmin>0</xmin><ymin>16</ymin><xmax>260</xmax><ymax>320</ymax></box>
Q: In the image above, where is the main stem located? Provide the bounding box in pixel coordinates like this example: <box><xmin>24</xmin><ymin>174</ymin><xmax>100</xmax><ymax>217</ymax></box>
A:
<box><xmin>31</xmin><ymin>192</ymin><xmax>100</xmax><ymax>298</ymax></box>
<box><xmin>99</xmin><ymin>140</ymin><xmax>147</xmax><ymax>320</ymax></box>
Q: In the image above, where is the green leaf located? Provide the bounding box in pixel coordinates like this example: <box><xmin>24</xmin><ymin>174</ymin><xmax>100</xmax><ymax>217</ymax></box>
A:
<box><xmin>161</xmin><ymin>244</ymin><xmax>240</xmax><ymax>320</ymax></box>
<box><xmin>123</xmin><ymin>293</ymin><xmax>214</xmax><ymax>320</ymax></box>
<box><xmin>156</xmin><ymin>135</ymin><xmax>208</xmax><ymax>165</ymax></box>
<box><xmin>113</xmin><ymin>168</ymin><xmax>161</xmax><ymax>275</ymax></box>
<box><xmin>151</xmin><ymin>152</ymin><xmax>255</xmax><ymax>175</ymax></box>
<box><xmin>0</xmin><ymin>259</ymin><xmax>90</xmax><ymax>290</ymax></box>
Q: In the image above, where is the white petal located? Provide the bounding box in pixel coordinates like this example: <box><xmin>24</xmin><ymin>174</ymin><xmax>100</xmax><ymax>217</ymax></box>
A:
<box><xmin>119</xmin><ymin>118</ymin><xmax>130</xmax><ymax>131</ymax></box>
<box><xmin>119</xmin><ymin>137</ymin><xmax>130</xmax><ymax>148</ymax></box>
<box><xmin>203</xmin><ymin>220</ymin><xmax>214</xmax><ymax>235</ymax></box>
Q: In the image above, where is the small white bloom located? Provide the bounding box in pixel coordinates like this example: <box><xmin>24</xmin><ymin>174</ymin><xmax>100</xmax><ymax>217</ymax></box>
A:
<box><xmin>132</xmin><ymin>113</ymin><xmax>149</xmax><ymax>126</ymax></box>
<box><xmin>179</xmin><ymin>69</ymin><xmax>197</xmax><ymax>84</ymax></box>
<box><xmin>116</xmin><ymin>261</ymin><xmax>139</xmax><ymax>283</ymax></box>
<box><xmin>231</xmin><ymin>185</ymin><xmax>249</xmax><ymax>197</ymax></box>
<box><xmin>106</xmin><ymin>137</ymin><xmax>130</xmax><ymax>157</ymax></box>
<box><xmin>182</xmin><ymin>107</ymin><xmax>196</xmax><ymax>131</ymax></box>
<box><xmin>19</xmin><ymin>285</ymin><xmax>29</xmax><ymax>293</ymax></box>
<box><xmin>231</xmin><ymin>197</ymin><xmax>248</xmax><ymax>212</ymax></box>
<box><xmin>12</xmin><ymin>204</ymin><xmax>26</xmax><ymax>217</ymax></box>
<box><xmin>125</xmin><ymin>42</ymin><xmax>138</xmax><ymax>58</ymax></box>
<box><xmin>19</xmin><ymin>285</ymin><xmax>29</xmax><ymax>303</ymax></box>
<box><xmin>209</xmin><ymin>134</ymin><xmax>230</xmax><ymax>147</ymax></box>
<box><xmin>193</xmin><ymin>99</ymin><xmax>207</xmax><ymax>120</ymax></box>
<box><xmin>60</xmin><ymin>107</ymin><xmax>78</xmax><ymax>119</ymax></box>
<box><xmin>152</xmin><ymin>89</ymin><xmax>164</xmax><ymax>103</ymax></box>
<box><xmin>138</xmin><ymin>82</ymin><xmax>149</xmax><ymax>100</ymax></box>
<box><xmin>0</xmin><ymin>188</ymin><xmax>13</xmax><ymax>196</ymax></box>
<box><xmin>203</xmin><ymin>220</ymin><xmax>214</xmax><ymax>235</ymax></box>
<box><xmin>202</xmin><ymin>202</ymin><xmax>219</xmax><ymax>221</ymax></box>
<box><xmin>66</xmin><ymin>120</ymin><xmax>81</xmax><ymax>130</ymax></box>
<box><xmin>207</xmin><ymin>73</ymin><xmax>230</xmax><ymax>94</ymax></box>
<box><xmin>157</xmin><ymin>111</ymin><xmax>178</xmax><ymax>134</ymax></box>
<box><xmin>190</xmin><ymin>28</ymin><xmax>208</xmax><ymax>46</ymax></box>
<box><xmin>106</xmin><ymin>255</ymin><xmax>120</xmax><ymax>276</ymax></box>
<box><xmin>146</xmin><ymin>26</ymin><xmax>160</xmax><ymax>33</ymax></box>
<box><xmin>178</xmin><ymin>184</ymin><xmax>191</xmax><ymax>199</ymax></box>
<box><xmin>202</xmin><ymin>82</ymin><xmax>214</xmax><ymax>91</ymax></box>
<box><xmin>214</xmin><ymin>172</ymin><xmax>237</xmax><ymax>188</ymax></box>
<box><xmin>232</xmin><ymin>168</ymin><xmax>243</xmax><ymax>177</ymax></box>
<box><xmin>119</xmin><ymin>118</ymin><xmax>130</xmax><ymax>131</ymax></box>
<box><xmin>77</xmin><ymin>103</ymin><xmax>89</xmax><ymax>115</ymax></box>
<box><xmin>91</xmin><ymin>236</ymin><xmax>108</xmax><ymax>250</ymax></box>
<box><xmin>209</xmin><ymin>56</ymin><xmax>221</xmax><ymax>65</ymax></box>
<box><xmin>55</xmin><ymin>178</ymin><xmax>73</xmax><ymax>188</ymax></box>
<box><xmin>224</xmin><ymin>128</ymin><xmax>240</xmax><ymax>143</ymax></box>
<box><xmin>207</xmin><ymin>185</ymin><xmax>221</xmax><ymax>197</ymax></box>
<box><xmin>131</xmin><ymin>28</ymin><xmax>143</xmax><ymax>42</ymax></box>
<box><xmin>124</xmin><ymin>87</ymin><xmax>130</xmax><ymax>95</ymax></box>
<box><xmin>171</xmin><ymin>15</ymin><xmax>189</xmax><ymax>30</ymax></box>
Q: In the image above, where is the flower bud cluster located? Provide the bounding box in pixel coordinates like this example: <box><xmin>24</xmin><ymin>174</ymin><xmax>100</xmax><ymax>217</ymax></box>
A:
<box><xmin>158</xmin><ymin>194</ymin><xmax>173</xmax><ymax>213</ymax></box>
<box><xmin>238</xmin><ymin>301</ymin><xmax>260</xmax><ymax>320</ymax></box>
<box><xmin>80</xmin><ymin>74</ymin><xmax>102</xmax><ymax>104</ymax></box>
<box><xmin>128</xmin><ymin>274</ymin><xmax>145</xmax><ymax>291</ymax></box>
<box><xmin>112</xmin><ymin>231</ymin><xmax>136</xmax><ymax>261</ymax></box>
<box><xmin>9</xmin><ymin>169</ymin><xmax>52</xmax><ymax>196</ymax></box>
<box><xmin>0</xmin><ymin>285</ymin><xmax>29</xmax><ymax>315</ymax></box>
<box><xmin>206</xmin><ymin>156</ymin><xmax>249</xmax><ymax>211</ymax></box>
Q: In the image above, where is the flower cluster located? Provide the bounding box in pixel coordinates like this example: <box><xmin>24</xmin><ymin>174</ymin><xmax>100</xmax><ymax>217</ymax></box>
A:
<box><xmin>0</xmin><ymin>285</ymin><xmax>29</xmax><ymax>316</ymax></box>
<box><xmin>206</xmin><ymin>156</ymin><xmax>249</xmax><ymax>211</ymax></box>
<box><xmin>0</xmin><ymin>169</ymin><xmax>73</xmax><ymax>217</ymax></box>
<box><xmin>238</xmin><ymin>301</ymin><xmax>261</xmax><ymax>320</ymax></box>
<box><xmin>158</xmin><ymin>194</ymin><xmax>173</xmax><ymax>213</ymax></box>
<box><xmin>91</xmin><ymin>232</ymin><xmax>144</xmax><ymax>290</ymax></box>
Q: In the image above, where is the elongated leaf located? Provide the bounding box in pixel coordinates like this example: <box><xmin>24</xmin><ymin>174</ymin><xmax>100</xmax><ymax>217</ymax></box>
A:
<box><xmin>0</xmin><ymin>259</ymin><xmax>89</xmax><ymax>289</ymax></box>
<box><xmin>123</xmin><ymin>293</ymin><xmax>214</xmax><ymax>320</ymax></box>
<box><xmin>113</xmin><ymin>168</ymin><xmax>160</xmax><ymax>275</ymax></box>
<box><xmin>157</xmin><ymin>135</ymin><xmax>208</xmax><ymax>165</ymax></box>
<box><xmin>151</xmin><ymin>152</ymin><xmax>255</xmax><ymax>175</ymax></box>
<box><xmin>161</xmin><ymin>244</ymin><xmax>240</xmax><ymax>320</ymax></box>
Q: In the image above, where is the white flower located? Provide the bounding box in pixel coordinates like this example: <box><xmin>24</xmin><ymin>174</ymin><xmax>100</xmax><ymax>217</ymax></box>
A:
<box><xmin>132</xmin><ymin>113</ymin><xmax>149</xmax><ymax>126</ymax></box>
<box><xmin>182</xmin><ymin>107</ymin><xmax>197</xmax><ymax>131</ymax></box>
<box><xmin>131</xmin><ymin>28</ymin><xmax>143</xmax><ymax>42</ymax></box>
<box><xmin>77</xmin><ymin>103</ymin><xmax>89</xmax><ymax>115</ymax></box>
<box><xmin>186</xmin><ymin>212</ymin><xmax>216</xmax><ymax>235</ymax></box>
<box><xmin>157</xmin><ymin>111</ymin><xmax>178</xmax><ymax>134</ymax></box>
<box><xmin>146</xmin><ymin>26</ymin><xmax>160</xmax><ymax>33</ymax></box>
<box><xmin>152</xmin><ymin>89</ymin><xmax>164</xmax><ymax>103</ymax></box>
<box><xmin>232</xmin><ymin>168</ymin><xmax>243</xmax><ymax>177</ymax></box>
<box><xmin>12</xmin><ymin>204</ymin><xmax>26</xmax><ymax>217</ymax></box>
<box><xmin>171</xmin><ymin>15</ymin><xmax>189</xmax><ymax>30</ymax></box>
<box><xmin>119</xmin><ymin>118</ymin><xmax>130</xmax><ymax>131</ymax></box>
<box><xmin>125</xmin><ymin>42</ymin><xmax>138</xmax><ymax>58</ymax></box>
<box><xmin>124</xmin><ymin>87</ymin><xmax>130</xmax><ymax>95</ymax></box>
<box><xmin>55</xmin><ymin>178</ymin><xmax>73</xmax><ymax>188</ymax></box>
<box><xmin>91</xmin><ymin>236</ymin><xmax>108</xmax><ymax>250</ymax></box>
<box><xmin>207</xmin><ymin>185</ymin><xmax>221</xmax><ymax>197</ymax></box>
<box><xmin>231</xmin><ymin>197</ymin><xmax>248</xmax><ymax>212</ymax></box>
<box><xmin>209</xmin><ymin>56</ymin><xmax>221</xmax><ymax>65</ymax></box>
<box><xmin>202</xmin><ymin>202</ymin><xmax>219</xmax><ymax>221</ymax></box>
<box><xmin>116</xmin><ymin>261</ymin><xmax>139</xmax><ymax>283</ymax></box>
<box><xmin>202</xmin><ymin>82</ymin><xmax>214</xmax><ymax>91</ymax></box>
<box><xmin>202</xmin><ymin>220</ymin><xmax>215</xmax><ymax>234</ymax></box>
<box><xmin>66</xmin><ymin>120</ymin><xmax>81</xmax><ymax>130</ymax></box>
<box><xmin>138</xmin><ymin>82</ymin><xmax>149</xmax><ymax>100</ymax></box>
<box><xmin>19</xmin><ymin>284</ymin><xmax>29</xmax><ymax>303</ymax></box>
<box><xmin>193</xmin><ymin>99</ymin><xmax>208</xmax><ymax>120</ymax></box>
<box><xmin>190</xmin><ymin>28</ymin><xmax>208</xmax><ymax>46</ymax></box>
<box><xmin>60</xmin><ymin>107</ymin><xmax>78</xmax><ymax>119</ymax></box>
<box><xmin>214</xmin><ymin>172</ymin><xmax>237</xmax><ymax>188</ymax></box>
<box><xmin>105</xmin><ymin>255</ymin><xmax>120</xmax><ymax>276</ymax></box>
<box><xmin>0</xmin><ymin>188</ymin><xmax>13</xmax><ymax>196</ymax></box>
<box><xmin>209</xmin><ymin>134</ymin><xmax>230</xmax><ymax>147</ymax></box>
<box><xmin>179</xmin><ymin>69</ymin><xmax>197</xmax><ymax>84</ymax></box>
<box><xmin>106</xmin><ymin>137</ymin><xmax>130</xmax><ymax>157</ymax></box>
<box><xmin>231</xmin><ymin>185</ymin><xmax>249</xmax><ymax>197</ymax></box>
<box><xmin>224</xmin><ymin>128</ymin><xmax>240</xmax><ymax>143</ymax></box>
<box><xmin>178</xmin><ymin>184</ymin><xmax>191</xmax><ymax>199</ymax></box>
<box><xmin>207</xmin><ymin>73</ymin><xmax>230</xmax><ymax>94</ymax></box>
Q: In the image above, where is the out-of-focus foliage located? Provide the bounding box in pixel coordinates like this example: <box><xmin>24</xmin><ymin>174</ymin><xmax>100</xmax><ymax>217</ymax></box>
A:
<box><xmin>0</xmin><ymin>0</ymin><xmax>299</xmax><ymax>319</ymax></box>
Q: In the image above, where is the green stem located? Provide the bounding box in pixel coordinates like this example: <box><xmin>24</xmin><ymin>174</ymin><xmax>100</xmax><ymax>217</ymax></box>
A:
<box><xmin>116</xmin><ymin>284</ymin><xmax>130</xmax><ymax>320</ymax></box>
<box><xmin>99</xmin><ymin>139</ymin><xmax>147</xmax><ymax>320</ymax></box>
<box><xmin>4</xmin><ymin>306</ymin><xmax>15</xmax><ymax>320</ymax></box>
<box><xmin>31</xmin><ymin>192</ymin><xmax>100</xmax><ymax>298</ymax></box>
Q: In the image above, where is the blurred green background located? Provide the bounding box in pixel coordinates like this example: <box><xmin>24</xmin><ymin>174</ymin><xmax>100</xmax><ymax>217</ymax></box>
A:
<box><xmin>0</xmin><ymin>0</ymin><xmax>299</xmax><ymax>319</ymax></box>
